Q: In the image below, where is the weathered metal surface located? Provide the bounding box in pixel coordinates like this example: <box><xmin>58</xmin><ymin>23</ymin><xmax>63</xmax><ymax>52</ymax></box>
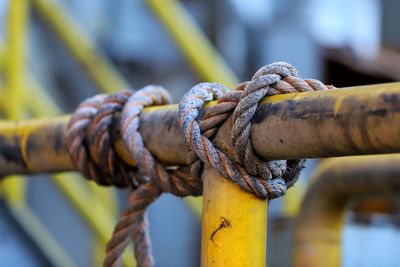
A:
<box><xmin>0</xmin><ymin>117</ymin><xmax>72</xmax><ymax>175</ymax></box>
<box><xmin>0</xmin><ymin>82</ymin><xmax>400</xmax><ymax>175</ymax></box>
<box><xmin>293</xmin><ymin>154</ymin><xmax>400</xmax><ymax>267</ymax></box>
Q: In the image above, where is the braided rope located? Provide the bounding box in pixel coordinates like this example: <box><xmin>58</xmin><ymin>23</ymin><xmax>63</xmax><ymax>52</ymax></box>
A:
<box><xmin>66</xmin><ymin>62</ymin><xmax>335</xmax><ymax>267</ymax></box>
<box><xmin>105</xmin><ymin>86</ymin><xmax>202</xmax><ymax>267</ymax></box>
<box><xmin>66</xmin><ymin>91</ymin><xmax>139</xmax><ymax>188</ymax></box>
<box><xmin>178</xmin><ymin>62</ymin><xmax>334</xmax><ymax>198</ymax></box>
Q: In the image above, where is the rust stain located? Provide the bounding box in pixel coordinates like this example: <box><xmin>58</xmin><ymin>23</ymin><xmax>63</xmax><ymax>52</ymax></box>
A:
<box><xmin>0</xmin><ymin>135</ymin><xmax>27</xmax><ymax>168</ymax></box>
<box><xmin>210</xmin><ymin>216</ymin><xmax>232</xmax><ymax>244</ymax></box>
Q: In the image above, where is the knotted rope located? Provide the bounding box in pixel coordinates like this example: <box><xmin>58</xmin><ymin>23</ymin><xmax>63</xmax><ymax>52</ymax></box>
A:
<box><xmin>66</xmin><ymin>62</ymin><xmax>334</xmax><ymax>267</ymax></box>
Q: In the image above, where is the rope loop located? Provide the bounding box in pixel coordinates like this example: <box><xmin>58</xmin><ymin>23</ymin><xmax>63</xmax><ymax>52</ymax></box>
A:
<box><xmin>66</xmin><ymin>62</ymin><xmax>335</xmax><ymax>267</ymax></box>
<box><xmin>178</xmin><ymin>62</ymin><xmax>333</xmax><ymax>199</ymax></box>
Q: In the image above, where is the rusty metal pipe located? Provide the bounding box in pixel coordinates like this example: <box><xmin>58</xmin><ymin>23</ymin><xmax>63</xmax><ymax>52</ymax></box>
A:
<box><xmin>0</xmin><ymin>82</ymin><xmax>400</xmax><ymax>175</ymax></box>
<box><xmin>293</xmin><ymin>154</ymin><xmax>400</xmax><ymax>267</ymax></box>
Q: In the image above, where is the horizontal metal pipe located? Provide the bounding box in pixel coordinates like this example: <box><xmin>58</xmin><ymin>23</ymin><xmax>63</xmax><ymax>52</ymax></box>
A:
<box><xmin>0</xmin><ymin>82</ymin><xmax>400</xmax><ymax>175</ymax></box>
<box><xmin>293</xmin><ymin>154</ymin><xmax>400</xmax><ymax>267</ymax></box>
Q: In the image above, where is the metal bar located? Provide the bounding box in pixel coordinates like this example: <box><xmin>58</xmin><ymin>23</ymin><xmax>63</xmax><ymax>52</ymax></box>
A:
<box><xmin>201</xmin><ymin>167</ymin><xmax>267</xmax><ymax>266</ymax></box>
<box><xmin>147</xmin><ymin>0</ymin><xmax>238</xmax><ymax>88</ymax></box>
<box><xmin>293</xmin><ymin>154</ymin><xmax>400</xmax><ymax>267</ymax></box>
<box><xmin>32</xmin><ymin>0</ymin><xmax>129</xmax><ymax>93</ymax></box>
<box><xmin>0</xmin><ymin>42</ymin><xmax>6</xmax><ymax>72</ymax></box>
<box><xmin>5</xmin><ymin>0</ymin><xmax>28</xmax><ymax>119</ymax></box>
<box><xmin>1</xmin><ymin>82</ymin><xmax>400</xmax><ymax>175</ymax></box>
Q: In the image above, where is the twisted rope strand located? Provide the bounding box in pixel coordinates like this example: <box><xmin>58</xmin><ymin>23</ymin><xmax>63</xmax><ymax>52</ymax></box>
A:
<box><xmin>66</xmin><ymin>92</ymin><xmax>138</xmax><ymax>187</ymax></box>
<box><xmin>65</xmin><ymin>62</ymin><xmax>335</xmax><ymax>267</ymax></box>
<box><xmin>104</xmin><ymin>85</ymin><xmax>203</xmax><ymax>266</ymax></box>
<box><xmin>179</xmin><ymin>62</ymin><xmax>335</xmax><ymax>199</ymax></box>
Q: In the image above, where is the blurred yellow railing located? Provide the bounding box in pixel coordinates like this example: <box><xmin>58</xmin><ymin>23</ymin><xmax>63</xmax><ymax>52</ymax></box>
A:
<box><xmin>147</xmin><ymin>0</ymin><xmax>238</xmax><ymax>88</ymax></box>
<box><xmin>0</xmin><ymin>1</ymin><xmax>74</xmax><ymax>266</ymax></box>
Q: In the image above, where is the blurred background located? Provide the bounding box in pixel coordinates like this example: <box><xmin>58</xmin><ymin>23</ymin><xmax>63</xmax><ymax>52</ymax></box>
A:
<box><xmin>0</xmin><ymin>0</ymin><xmax>399</xmax><ymax>266</ymax></box>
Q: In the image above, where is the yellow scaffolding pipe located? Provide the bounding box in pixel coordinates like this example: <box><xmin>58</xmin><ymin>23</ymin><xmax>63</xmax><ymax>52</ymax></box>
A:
<box><xmin>201</xmin><ymin>167</ymin><xmax>267</xmax><ymax>266</ymax></box>
<box><xmin>147</xmin><ymin>0</ymin><xmax>239</xmax><ymax>88</ymax></box>
<box><xmin>3</xmin><ymin>81</ymin><xmax>400</xmax><ymax>175</ymax></box>
<box><xmin>32</xmin><ymin>0</ymin><xmax>129</xmax><ymax>93</ymax></box>
<box><xmin>293</xmin><ymin>155</ymin><xmax>400</xmax><ymax>267</ymax></box>
<box><xmin>5</xmin><ymin>0</ymin><xmax>28</xmax><ymax>119</ymax></box>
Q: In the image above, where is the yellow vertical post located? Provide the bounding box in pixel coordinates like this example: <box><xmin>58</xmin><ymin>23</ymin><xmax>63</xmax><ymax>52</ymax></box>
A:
<box><xmin>2</xmin><ymin>0</ymin><xmax>29</xmax><ymax>205</ymax></box>
<box><xmin>6</xmin><ymin>0</ymin><xmax>28</xmax><ymax>119</ymax></box>
<box><xmin>201</xmin><ymin>167</ymin><xmax>267</xmax><ymax>267</ymax></box>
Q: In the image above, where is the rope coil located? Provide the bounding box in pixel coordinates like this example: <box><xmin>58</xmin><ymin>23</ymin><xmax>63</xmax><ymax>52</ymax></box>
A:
<box><xmin>66</xmin><ymin>62</ymin><xmax>334</xmax><ymax>266</ymax></box>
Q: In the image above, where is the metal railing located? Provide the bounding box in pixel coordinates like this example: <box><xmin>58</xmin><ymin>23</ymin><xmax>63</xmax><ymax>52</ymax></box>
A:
<box><xmin>294</xmin><ymin>155</ymin><xmax>400</xmax><ymax>267</ymax></box>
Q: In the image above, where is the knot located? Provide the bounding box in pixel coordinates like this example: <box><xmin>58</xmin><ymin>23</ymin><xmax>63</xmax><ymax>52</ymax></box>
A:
<box><xmin>178</xmin><ymin>62</ymin><xmax>334</xmax><ymax>199</ymax></box>
<box><xmin>66</xmin><ymin>85</ymin><xmax>203</xmax><ymax>267</ymax></box>
<box><xmin>66</xmin><ymin>61</ymin><xmax>335</xmax><ymax>267</ymax></box>
<box><xmin>66</xmin><ymin>90</ymin><xmax>139</xmax><ymax>188</ymax></box>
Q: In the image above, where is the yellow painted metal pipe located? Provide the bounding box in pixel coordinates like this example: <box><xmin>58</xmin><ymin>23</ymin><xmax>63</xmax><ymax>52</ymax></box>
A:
<box><xmin>5</xmin><ymin>0</ymin><xmax>28</xmax><ymax>120</ymax></box>
<box><xmin>147</xmin><ymin>0</ymin><xmax>238</xmax><ymax>88</ymax></box>
<box><xmin>293</xmin><ymin>154</ymin><xmax>400</xmax><ymax>267</ymax></box>
<box><xmin>32</xmin><ymin>0</ymin><xmax>129</xmax><ymax>93</ymax></box>
<box><xmin>0</xmin><ymin>42</ymin><xmax>6</xmax><ymax>71</ymax></box>
<box><xmin>1</xmin><ymin>82</ymin><xmax>400</xmax><ymax>175</ymax></box>
<box><xmin>201</xmin><ymin>167</ymin><xmax>267</xmax><ymax>266</ymax></box>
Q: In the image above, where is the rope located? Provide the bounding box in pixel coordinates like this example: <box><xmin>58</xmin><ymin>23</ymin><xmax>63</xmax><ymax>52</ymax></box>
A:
<box><xmin>66</xmin><ymin>62</ymin><xmax>334</xmax><ymax>267</ymax></box>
